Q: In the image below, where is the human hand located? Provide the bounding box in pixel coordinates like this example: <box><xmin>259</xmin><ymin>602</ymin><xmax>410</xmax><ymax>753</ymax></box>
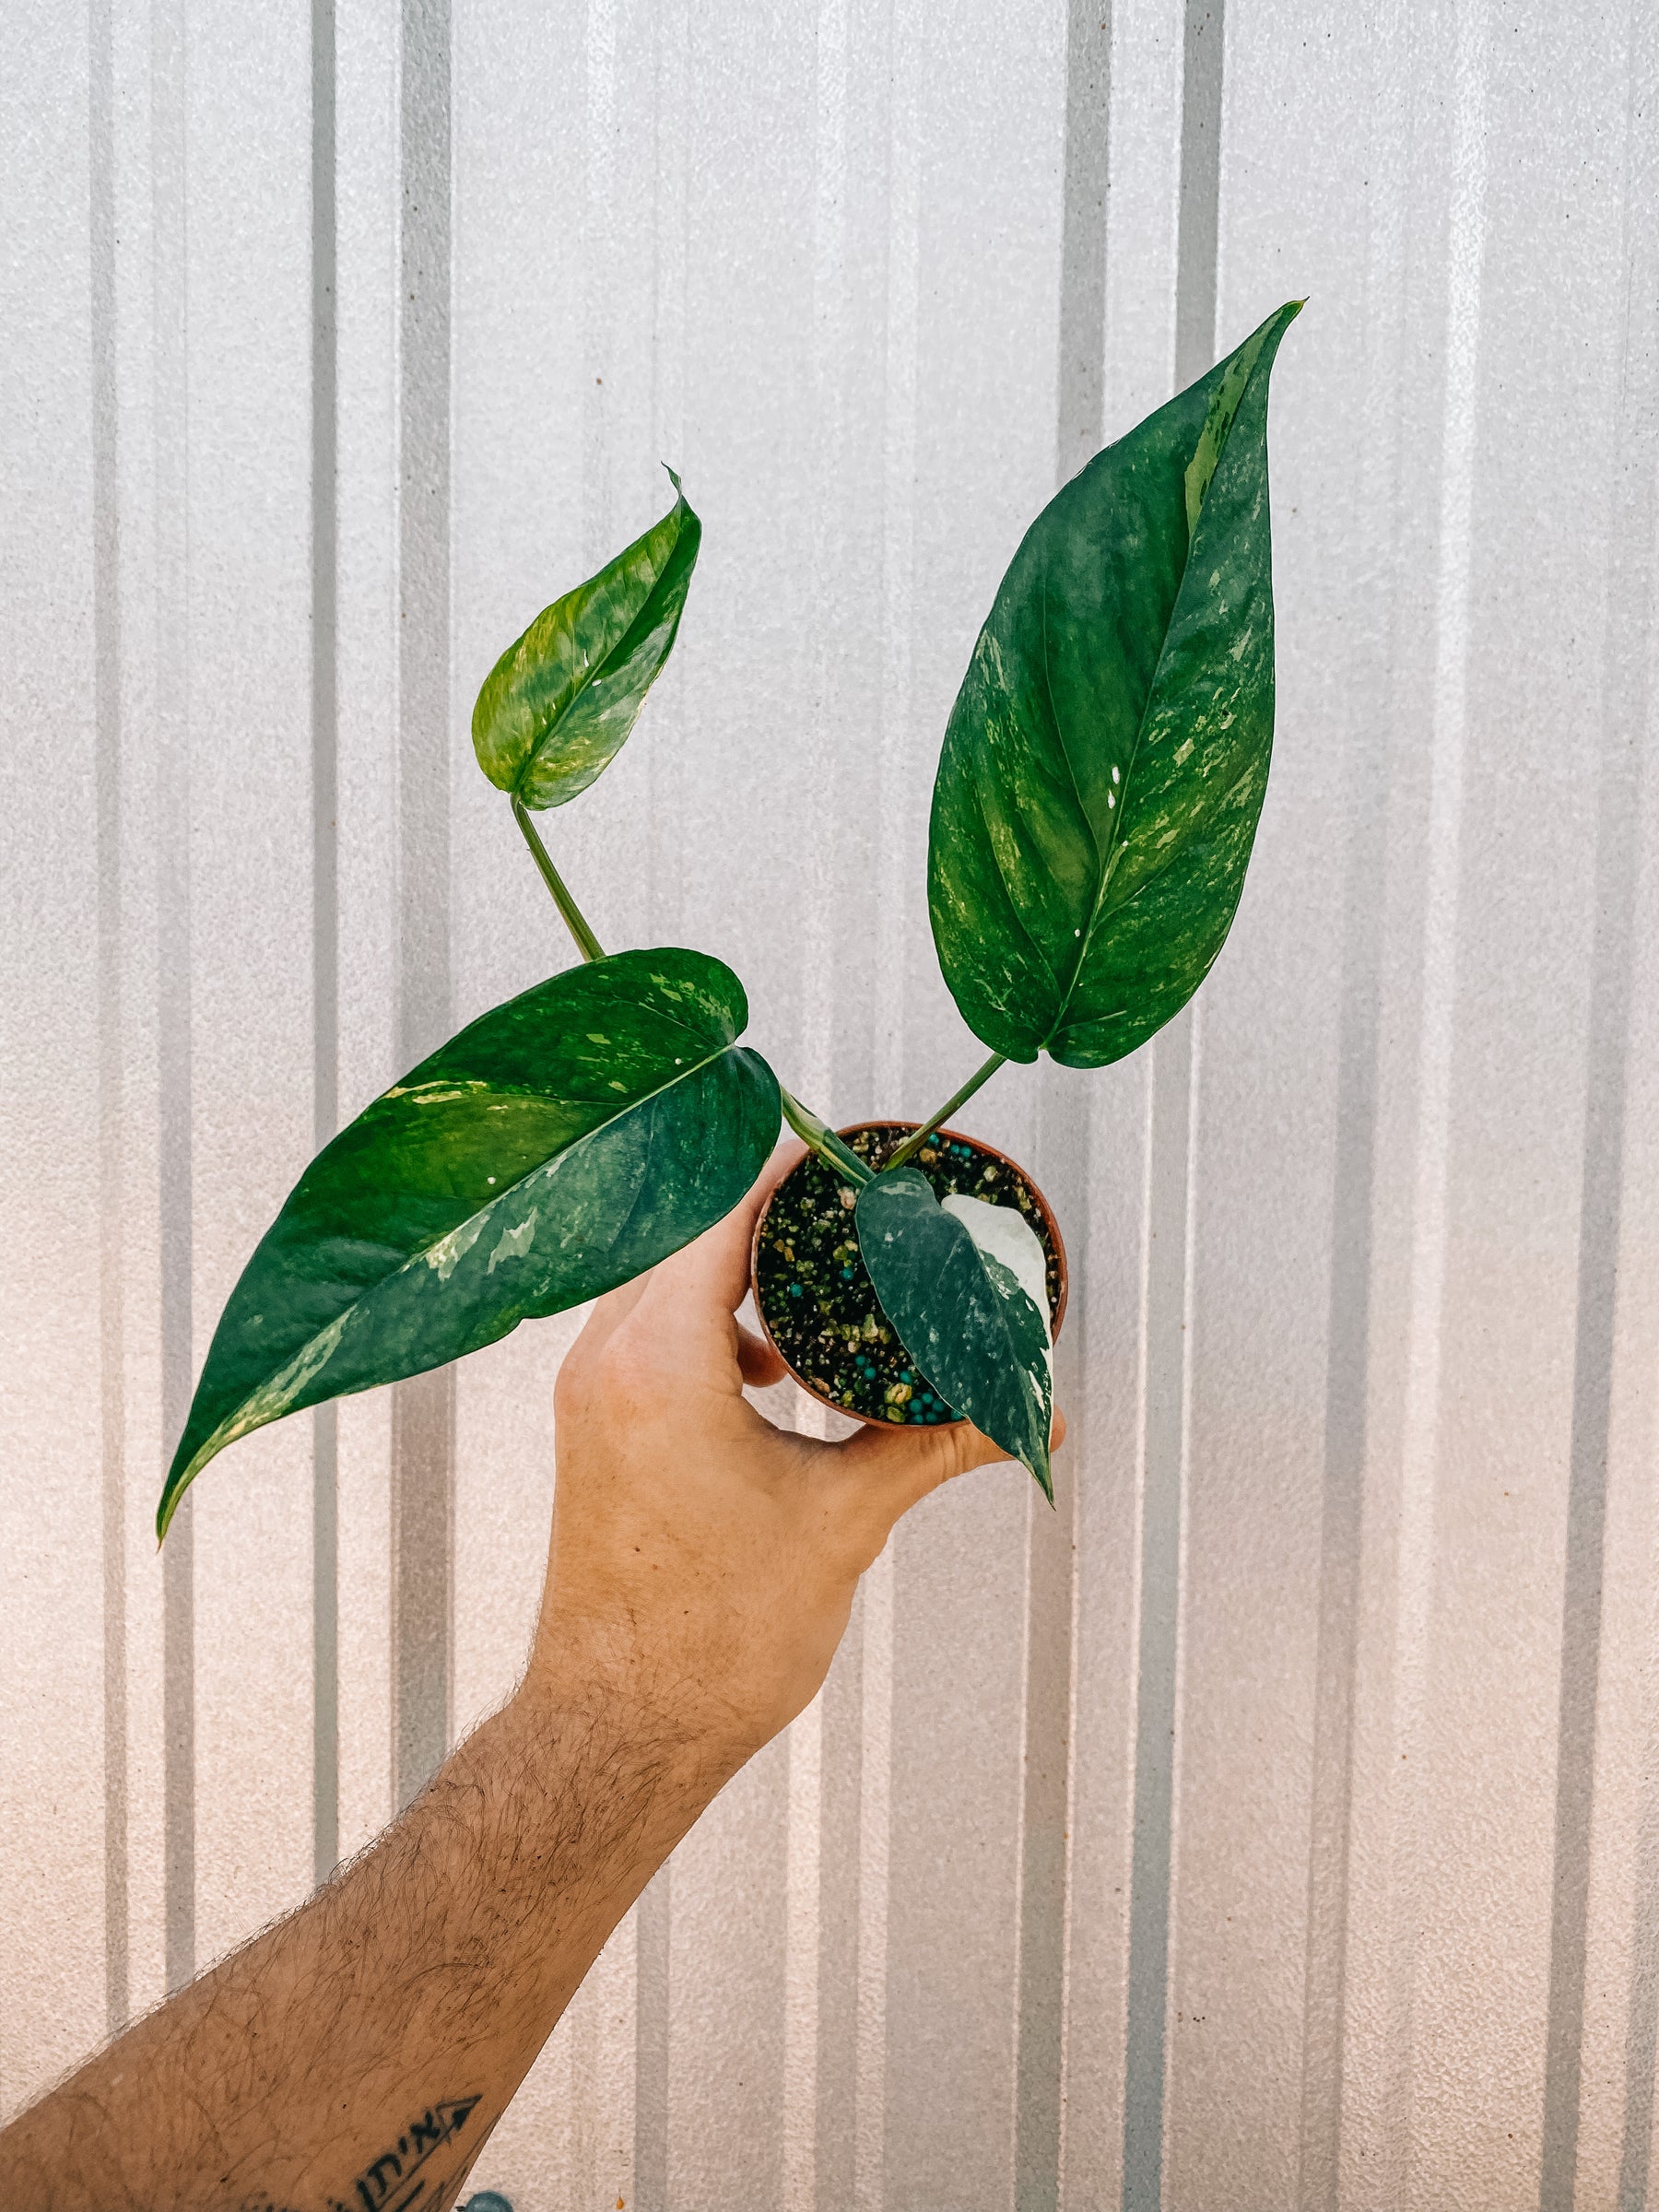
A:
<box><xmin>526</xmin><ymin>1145</ymin><xmax>1064</xmax><ymax>1775</ymax></box>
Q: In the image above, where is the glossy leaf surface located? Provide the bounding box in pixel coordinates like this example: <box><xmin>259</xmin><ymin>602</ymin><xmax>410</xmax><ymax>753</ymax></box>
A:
<box><xmin>928</xmin><ymin>300</ymin><xmax>1300</xmax><ymax>1066</ymax></box>
<box><xmin>159</xmin><ymin>948</ymin><xmax>778</xmax><ymax>1535</ymax></box>
<box><xmin>472</xmin><ymin>472</ymin><xmax>700</xmax><ymax>810</ymax></box>
<box><xmin>855</xmin><ymin>1170</ymin><xmax>1053</xmax><ymax>1499</ymax></box>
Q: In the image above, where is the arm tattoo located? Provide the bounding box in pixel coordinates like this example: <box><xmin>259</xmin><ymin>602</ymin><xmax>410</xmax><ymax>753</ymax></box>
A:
<box><xmin>312</xmin><ymin>2097</ymin><xmax>485</xmax><ymax>2212</ymax></box>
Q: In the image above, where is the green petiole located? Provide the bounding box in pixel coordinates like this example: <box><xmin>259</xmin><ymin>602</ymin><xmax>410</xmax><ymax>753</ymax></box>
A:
<box><xmin>780</xmin><ymin>1089</ymin><xmax>874</xmax><ymax>1186</ymax></box>
<box><xmin>508</xmin><ymin>796</ymin><xmax>870</xmax><ymax>1198</ymax></box>
<box><xmin>883</xmin><ymin>1050</ymin><xmax>1008</xmax><ymax>1171</ymax></box>
<box><xmin>512</xmin><ymin>794</ymin><xmax>606</xmax><ymax>964</ymax></box>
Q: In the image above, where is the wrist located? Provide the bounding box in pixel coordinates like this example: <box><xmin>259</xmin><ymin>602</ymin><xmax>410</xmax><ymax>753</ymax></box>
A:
<box><xmin>515</xmin><ymin>1612</ymin><xmax>754</xmax><ymax>1816</ymax></box>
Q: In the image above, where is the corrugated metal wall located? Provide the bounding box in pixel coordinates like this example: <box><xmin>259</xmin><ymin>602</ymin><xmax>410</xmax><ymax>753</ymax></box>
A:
<box><xmin>4</xmin><ymin>0</ymin><xmax>1657</xmax><ymax>2204</ymax></box>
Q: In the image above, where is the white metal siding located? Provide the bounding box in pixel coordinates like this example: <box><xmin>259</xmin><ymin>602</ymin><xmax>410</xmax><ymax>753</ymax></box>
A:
<box><xmin>3</xmin><ymin>1</ymin><xmax>1657</xmax><ymax>2206</ymax></box>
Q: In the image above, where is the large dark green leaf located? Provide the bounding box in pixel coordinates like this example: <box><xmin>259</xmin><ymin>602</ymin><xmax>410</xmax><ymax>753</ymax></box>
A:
<box><xmin>472</xmin><ymin>472</ymin><xmax>700</xmax><ymax>810</ymax></box>
<box><xmin>159</xmin><ymin>947</ymin><xmax>778</xmax><ymax>1536</ymax></box>
<box><xmin>928</xmin><ymin>301</ymin><xmax>1300</xmax><ymax>1066</ymax></box>
<box><xmin>855</xmin><ymin>1170</ymin><xmax>1053</xmax><ymax>1499</ymax></box>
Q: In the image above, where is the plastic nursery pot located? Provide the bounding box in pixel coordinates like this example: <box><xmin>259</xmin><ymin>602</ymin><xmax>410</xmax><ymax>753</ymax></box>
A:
<box><xmin>750</xmin><ymin>1121</ymin><xmax>1068</xmax><ymax>1430</ymax></box>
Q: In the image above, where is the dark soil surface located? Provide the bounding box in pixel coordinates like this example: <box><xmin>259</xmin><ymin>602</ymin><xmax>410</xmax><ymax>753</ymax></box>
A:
<box><xmin>754</xmin><ymin>1123</ymin><xmax>1063</xmax><ymax>1427</ymax></box>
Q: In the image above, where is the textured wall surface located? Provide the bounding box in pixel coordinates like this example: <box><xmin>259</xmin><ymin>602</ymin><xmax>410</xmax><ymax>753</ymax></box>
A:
<box><xmin>4</xmin><ymin>0</ymin><xmax>1659</xmax><ymax>2206</ymax></box>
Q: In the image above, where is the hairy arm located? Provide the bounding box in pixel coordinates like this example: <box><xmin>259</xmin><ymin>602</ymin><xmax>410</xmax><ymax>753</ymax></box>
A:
<box><xmin>0</xmin><ymin>1152</ymin><xmax>1033</xmax><ymax>2211</ymax></box>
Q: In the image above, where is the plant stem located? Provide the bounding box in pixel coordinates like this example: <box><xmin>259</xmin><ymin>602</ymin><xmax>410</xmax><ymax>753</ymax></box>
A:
<box><xmin>508</xmin><ymin>798</ymin><xmax>870</xmax><ymax>1195</ymax></box>
<box><xmin>512</xmin><ymin>795</ymin><xmax>606</xmax><ymax>963</ymax></box>
<box><xmin>882</xmin><ymin>1050</ymin><xmax>1008</xmax><ymax>1171</ymax></box>
<box><xmin>780</xmin><ymin>1088</ymin><xmax>874</xmax><ymax>1186</ymax></box>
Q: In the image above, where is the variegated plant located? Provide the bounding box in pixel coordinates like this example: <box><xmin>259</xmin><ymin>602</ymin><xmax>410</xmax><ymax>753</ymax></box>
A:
<box><xmin>159</xmin><ymin>302</ymin><xmax>1300</xmax><ymax>1535</ymax></box>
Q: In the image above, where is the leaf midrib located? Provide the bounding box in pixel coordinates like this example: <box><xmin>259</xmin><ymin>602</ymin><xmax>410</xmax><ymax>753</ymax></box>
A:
<box><xmin>172</xmin><ymin>1035</ymin><xmax>735</xmax><ymax>1495</ymax></box>
<box><xmin>508</xmin><ymin>504</ymin><xmax>683</xmax><ymax>804</ymax></box>
<box><xmin>1040</xmin><ymin>364</ymin><xmax>1259</xmax><ymax>1053</ymax></box>
<box><xmin>861</xmin><ymin>1174</ymin><xmax>1052</xmax><ymax>1494</ymax></box>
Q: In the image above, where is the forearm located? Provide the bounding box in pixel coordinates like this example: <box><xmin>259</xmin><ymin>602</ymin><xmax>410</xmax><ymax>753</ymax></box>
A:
<box><xmin>0</xmin><ymin>1161</ymin><xmax>1009</xmax><ymax>2207</ymax></box>
<box><xmin>0</xmin><ymin>1652</ymin><xmax>736</xmax><ymax>2212</ymax></box>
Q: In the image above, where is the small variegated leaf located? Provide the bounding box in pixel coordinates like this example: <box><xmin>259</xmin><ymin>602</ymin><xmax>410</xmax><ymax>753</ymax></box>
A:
<box><xmin>472</xmin><ymin>470</ymin><xmax>700</xmax><ymax>810</ymax></box>
<box><xmin>855</xmin><ymin>1169</ymin><xmax>1053</xmax><ymax>1499</ymax></box>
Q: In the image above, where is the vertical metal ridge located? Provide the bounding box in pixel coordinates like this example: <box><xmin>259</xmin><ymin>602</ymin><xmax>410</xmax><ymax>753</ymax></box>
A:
<box><xmin>392</xmin><ymin>0</ymin><xmax>453</xmax><ymax>1813</ymax></box>
<box><xmin>1054</xmin><ymin>0</ymin><xmax>1111</xmax><ymax>489</ymax></box>
<box><xmin>870</xmin><ymin>0</ymin><xmax>919</xmax><ymax>1127</ymax></box>
<box><xmin>1122</xmin><ymin>1006</ymin><xmax>1196</xmax><ymax>2212</ymax></box>
<box><xmin>311</xmin><ymin>0</ymin><xmax>340</xmax><ymax>1889</ymax></box>
<box><xmin>162</xmin><ymin>1497</ymin><xmax>195</xmax><ymax>1997</ymax></box>
<box><xmin>1296</xmin><ymin>16</ymin><xmax>1410</xmax><ymax>2197</ymax></box>
<box><xmin>633</xmin><ymin>6</ymin><xmax>689</xmax><ymax>2195</ymax></box>
<box><xmin>1387</xmin><ymin>5</ymin><xmax>1487</xmax><ymax>2189</ymax></box>
<box><xmin>1172</xmin><ymin>2</ymin><xmax>1223</xmax><ymax>396</ymax></box>
<box><xmin>799</xmin><ymin>0</ymin><xmax>849</xmax><ymax>1123</ymax></box>
<box><xmin>1615</xmin><ymin>45</ymin><xmax>1659</xmax><ymax>2212</ymax></box>
<box><xmin>1121</xmin><ymin>8</ymin><xmax>1223</xmax><ymax>2203</ymax></box>
<box><xmin>88</xmin><ymin>0</ymin><xmax>128</xmax><ymax>2040</ymax></box>
<box><xmin>1621</xmin><ymin>1797</ymin><xmax>1659</xmax><ymax>2212</ymax></box>
<box><xmin>853</xmin><ymin>10</ymin><xmax>920</xmax><ymax>2205</ymax></box>
<box><xmin>855</xmin><ymin>1544</ymin><xmax>895</xmax><ymax>2212</ymax></box>
<box><xmin>1015</xmin><ymin>9</ymin><xmax>1112</xmax><ymax>2206</ymax></box>
<box><xmin>642</xmin><ymin>0</ymin><xmax>689</xmax><ymax>947</ymax></box>
<box><xmin>1296</xmin><ymin>742</ymin><xmax>1383</xmax><ymax>2212</ymax></box>
<box><xmin>153</xmin><ymin>0</ymin><xmax>195</xmax><ymax>1997</ymax></box>
<box><xmin>312</xmin><ymin>1397</ymin><xmax>339</xmax><ymax>1880</ymax></box>
<box><xmin>1545</xmin><ymin>7</ymin><xmax>1658</xmax><ymax>2199</ymax></box>
<box><xmin>1541</xmin><ymin>598</ymin><xmax>1644</xmax><ymax>2212</ymax></box>
<box><xmin>634</xmin><ymin>1860</ymin><xmax>672</xmax><ymax>2211</ymax></box>
<box><xmin>582</xmin><ymin>0</ymin><xmax>616</xmax><ymax>569</ymax></box>
<box><xmin>816</xmin><ymin>1585</ymin><xmax>864</xmax><ymax>2212</ymax></box>
<box><xmin>1015</xmin><ymin>1379</ymin><xmax>1084</xmax><ymax>2212</ymax></box>
<box><xmin>391</xmin><ymin>1371</ymin><xmax>453</xmax><ymax>1808</ymax></box>
<box><xmin>783</xmin><ymin>1689</ymin><xmax>825</xmax><ymax>2212</ymax></box>
<box><xmin>782</xmin><ymin>15</ymin><xmax>852</xmax><ymax>2202</ymax></box>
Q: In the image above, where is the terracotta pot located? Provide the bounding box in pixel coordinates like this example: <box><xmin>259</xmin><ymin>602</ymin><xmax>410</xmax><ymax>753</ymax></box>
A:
<box><xmin>749</xmin><ymin>1119</ymin><xmax>1068</xmax><ymax>1428</ymax></box>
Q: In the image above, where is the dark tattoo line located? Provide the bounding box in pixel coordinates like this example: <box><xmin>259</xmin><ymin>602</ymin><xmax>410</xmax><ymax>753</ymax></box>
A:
<box><xmin>316</xmin><ymin>2096</ymin><xmax>483</xmax><ymax>2212</ymax></box>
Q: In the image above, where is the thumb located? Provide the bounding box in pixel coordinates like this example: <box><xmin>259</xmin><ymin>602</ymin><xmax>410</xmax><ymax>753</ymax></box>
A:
<box><xmin>828</xmin><ymin>1406</ymin><xmax>1067</xmax><ymax>1547</ymax></box>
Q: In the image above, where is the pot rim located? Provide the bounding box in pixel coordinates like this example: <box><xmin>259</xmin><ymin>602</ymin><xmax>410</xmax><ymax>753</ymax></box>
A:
<box><xmin>747</xmin><ymin>1118</ymin><xmax>1069</xmax><ymax>1430</ymax></box>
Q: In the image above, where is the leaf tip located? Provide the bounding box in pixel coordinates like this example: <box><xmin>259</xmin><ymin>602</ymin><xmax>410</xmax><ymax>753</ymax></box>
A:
<box><xmin>156</xmin><ymin>1441</ymin><xmax>204</xmax><ymax>1544</ymax></box>
<box><xmin>660</xmin><ymin>463</ymin><xmax>700</xmax><ymax>529</ymax></box>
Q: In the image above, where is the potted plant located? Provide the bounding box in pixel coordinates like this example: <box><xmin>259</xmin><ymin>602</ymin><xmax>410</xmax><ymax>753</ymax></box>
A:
<box><xmin>156</xmin><ymin>300</ymin><xmax>1299</xmax><ymax>1538</ymax></box>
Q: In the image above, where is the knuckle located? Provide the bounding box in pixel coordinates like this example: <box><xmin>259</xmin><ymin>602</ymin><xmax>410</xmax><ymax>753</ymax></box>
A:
<box><xmin>553</xmin><ymin>1353</ymin><xmax>601</xmax><ymax>1437</ymax></box>
<box><xmin>924</xmin><ymin>1423</ymin><xmax>973</xmax><ymax>1488</ymax></box>
<box><xmin>592</xmin><ymin>1319</ymin><xmax>661</xmax><ymax>1409</ymax></box>
<box><xmin>552</xmin><ymin>1348</ymin><xmax>587</xmax><ymax>1421</ymax></box>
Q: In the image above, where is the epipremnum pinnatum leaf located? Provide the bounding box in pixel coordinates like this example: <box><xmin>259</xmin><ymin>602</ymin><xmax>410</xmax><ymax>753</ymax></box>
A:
<box><xmin>158</xmin><ymin>947</ymin><xmax>778</xmax><ymax>1536</ymax></box>
<box><xmin>855</xmin><ymin>1171</ymin><xmax>1054</xmax><ymax>1500</ymax></box>
<box><xmin>472</xmin><ymin>471</ymin><xmax>700</xmax><ymax>810</ymax></box>
<box><xmin>927</xmin><ymin>300</ymin><xmax>1301</xmax><ymax>1067</ymax></box>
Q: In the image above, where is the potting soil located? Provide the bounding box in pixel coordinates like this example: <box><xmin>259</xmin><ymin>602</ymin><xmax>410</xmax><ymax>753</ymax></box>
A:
<box><xmin>754</xmin><ymin>1124</ymin><xmax>1062</xmax><ymax>1426</ymax></box>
